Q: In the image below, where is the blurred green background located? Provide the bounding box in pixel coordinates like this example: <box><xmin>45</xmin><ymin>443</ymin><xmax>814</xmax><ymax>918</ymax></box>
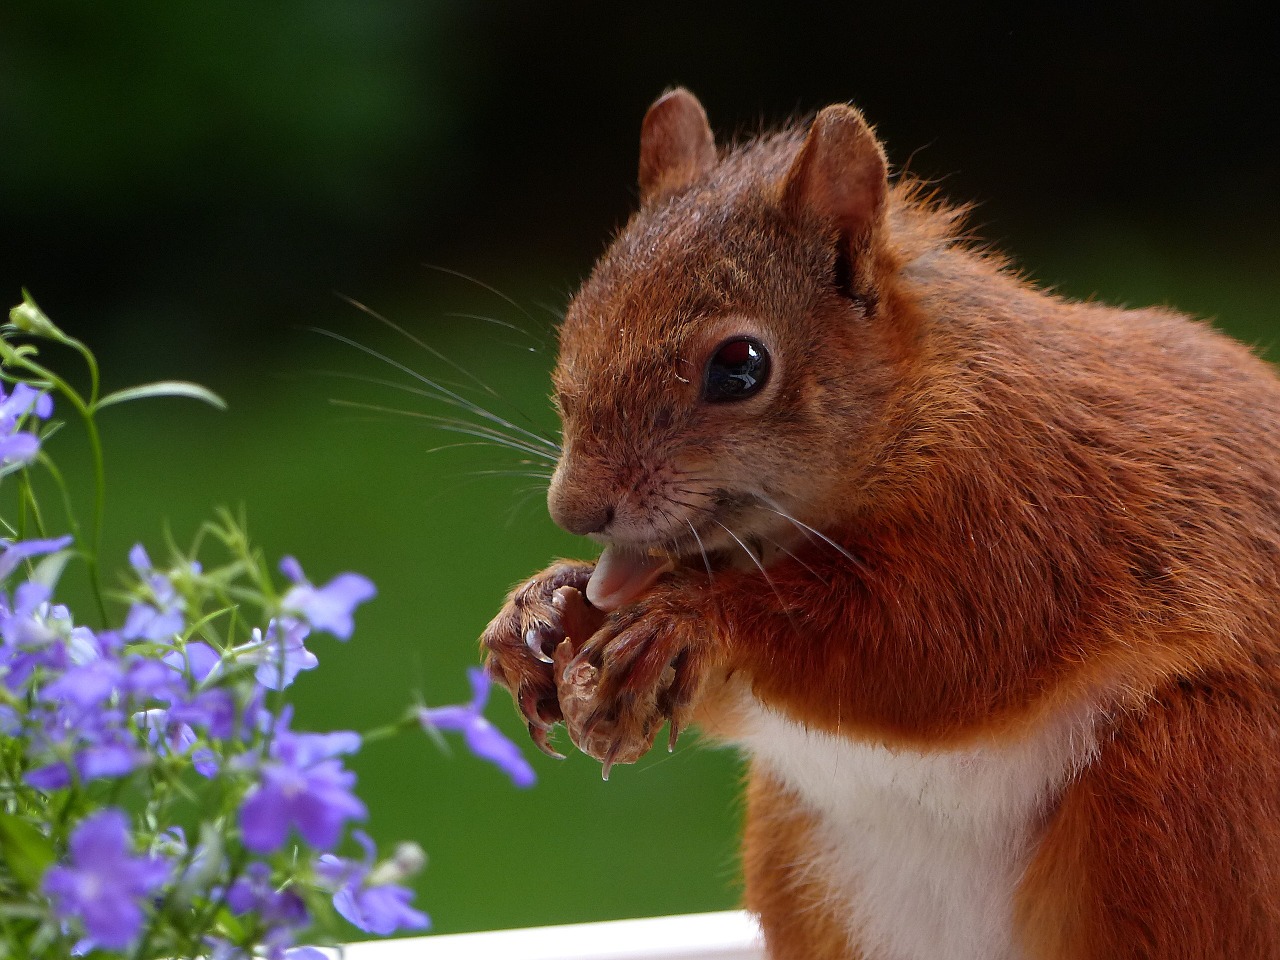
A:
<box><xmin>2</xmin><ymin>1</ymin><xmax>1277</xmax><ymax>940</ymax></box>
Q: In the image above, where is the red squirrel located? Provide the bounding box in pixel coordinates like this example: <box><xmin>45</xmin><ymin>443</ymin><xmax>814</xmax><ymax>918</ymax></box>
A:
<box><xmin>480</xmin><ymin>88</ymin><xmax>1280</xmax><ymax>959</ymax></box>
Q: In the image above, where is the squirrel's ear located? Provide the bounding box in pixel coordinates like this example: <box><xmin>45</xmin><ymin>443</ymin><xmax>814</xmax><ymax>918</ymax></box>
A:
<box><xmin>639</xmin><ymin>88</ymin><xmax>716</xmax><ymax>203</ymax></box>
<box><xmin>782</xmin><ymin>104</ymin><xmax>888</xmax><ymax>246</ymax></box>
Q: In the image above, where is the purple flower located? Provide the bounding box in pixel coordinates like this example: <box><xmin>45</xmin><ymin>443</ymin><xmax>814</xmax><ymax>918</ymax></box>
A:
<box><xmin>279</xmin><ymin>556</ymin><xmax>375</xmax><ymax>640</ymax></box>
<box><xmin>316</xmin><ymin>831</ymin><xmax>429</xmax><ymax>935</ymax></box>
<box><xmin>0</xmin><ymin>382</ymin><xmax>52</xmax><ymax>422</ymax></box>
<box><xmin>25</xmin><ymin>745</ymin><xmax>143</xmax><ymax>790</ymax></box>
<box><xmin>239</xmin><ymin>715</ymin><xmax>366</xmax><ymax>853</ymax></box>
<box><xmin>171</xmin><ymin>686</ymin><xmax>238</xmax><ymax>738</ymax></box>
<box><xmin>20</xmin><ymin>637</ymin><xmax>181</xmax><ymax>789</ymax></box>
<box><xmin>240</xmin><ymin>618</ymin><xmax>318</xmax><ymax>690</ymax></box>
<box><xmin>41</xmin><ymin>657</ymin><xmax>124</xmax><ymax>707</ymax></box>
<box><xmin>420</xmin><ymin>667</ymin><xmax>536</xmax><ymax>788</ymax></box>
<box><xmin>0</xmin><ymin>382</ymin><xmax>52</xmax><ymax>469</ymax></box>
<box><xmin>41</xmin><ymin>808</ymin><xmax>170</xmax><ymax>950</ymax></box>
<box><xmin>0</xmin><ymin>534</ymin><xmax>73</xmax><ymax>582</ymax></box>
<box><xmin>134</xmin><ymin>709</ymin><xmax>221</xmax><ymax>778</ymax></box>
<box><xmin>227</xmin><ymin>861</ymin><xmax>310</xmax><ymax>935</ymax></box>
<box><xmin>24</xmin><ymin>698</ymin><xmax>147</xmax><ymax>789</ymax></box>
<box><xmin>1</xmin><ymin>581</ymin><xmax>87</xmax><ymax>692</ymax></box>
<box><xmin>121</xmin><ymin>544</ymin><xmax>187</xmax><ymax>642</ymax></box>
<box><xmin>161</xmin><ymin>640</ymin><xmax>222</xmax><ymax>684</ymax></box>
<box><xmin>222</xmin><ymin>861</ymin><xmax>319</xmax><ymax>959</ymax></box>
<box><xmin>1</xmin><ymin>580</ymin><xmax>57</xmax><ymax>648</ymax></box>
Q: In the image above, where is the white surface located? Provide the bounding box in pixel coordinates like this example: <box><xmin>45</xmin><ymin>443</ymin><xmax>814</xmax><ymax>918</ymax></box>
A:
<box><xmin>325</xmin><ymin>911</ymin><xmax>764</xmax><ymax>960</ymax></box>
<box><xmin>736</xmin><ymin>696</ymin><xmax>1098</xmax><ymax>960</ymax></box>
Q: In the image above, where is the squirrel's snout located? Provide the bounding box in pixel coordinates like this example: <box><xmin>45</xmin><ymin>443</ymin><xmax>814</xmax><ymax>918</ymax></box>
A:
<box><xmin>547</xmin><ymin>467</ymin><xmax>615</xmax><ymax>536</ymax></box>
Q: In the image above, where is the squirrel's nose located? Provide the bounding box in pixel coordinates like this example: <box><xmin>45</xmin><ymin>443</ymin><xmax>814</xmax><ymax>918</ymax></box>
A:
<box><xmin>547</xmin><ymin>463</ymin><xmax>616</xmax><ymax>535</ymax></box>
<box><xmin>548</xmin><ymin>494</ymin><xmax>614</xmax><ymax>536</ymax></box>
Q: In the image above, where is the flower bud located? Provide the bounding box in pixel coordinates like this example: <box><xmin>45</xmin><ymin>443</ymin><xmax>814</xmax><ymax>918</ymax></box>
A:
<box><xmin>8</xmin><ymin>293</ymin><xmax>62</xmax><ymax>339</ymax></box>
<box><xmin>367</xmin><ymin>841</ymin><xmax>427</xmax><ymax>886</ymax></box>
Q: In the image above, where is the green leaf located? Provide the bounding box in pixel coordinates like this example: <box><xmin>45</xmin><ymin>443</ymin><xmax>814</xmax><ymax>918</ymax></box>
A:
<box><xmin>0</xmin><ymin>813</ymin><xmax>55</xmax><ymax>890</ymax></box>
<box><xmin>95</xmin><ymin>381</ymin><xmax>227</xmax><ymax>412</ymax></box>
<box><xmin>213</xmin><ymin>905</ymin><xmax>246</xmax><ymax>940</ymax></box>
<box><xmin>29</xmin><ymin>548</ymin><xmax>73</xmax><ymax>592</ymax></box>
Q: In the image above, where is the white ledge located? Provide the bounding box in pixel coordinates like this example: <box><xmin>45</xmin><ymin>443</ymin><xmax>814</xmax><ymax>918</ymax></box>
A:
<box><xmin>325</xmin><ymin>911</ymin><xmax>765</xmax><ymax>960</ymax></box>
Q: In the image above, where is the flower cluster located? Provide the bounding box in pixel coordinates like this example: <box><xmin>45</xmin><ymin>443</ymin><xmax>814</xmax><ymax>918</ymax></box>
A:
<box><xmin>0</xmin><ymin>296</ymin><xmax>536</xmax><ymax>958</ymax></box>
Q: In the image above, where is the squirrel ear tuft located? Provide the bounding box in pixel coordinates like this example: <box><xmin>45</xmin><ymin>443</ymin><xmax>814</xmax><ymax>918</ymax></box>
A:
<box><xmin>638</xmin><ymin>88</ymin><xmax>716</xmax><ymax>203</ymax></box>
<box><xmin>783</xmin><ymin>105</ymin><xmax>888</xmax><ymax>245</ymax></box>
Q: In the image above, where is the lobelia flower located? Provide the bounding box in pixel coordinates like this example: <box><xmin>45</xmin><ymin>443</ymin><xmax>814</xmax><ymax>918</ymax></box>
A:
<box><xmin>419</xmin><ymin>667</ymin><xmax>536</xmax><ymax>788</ymax></box>
<box><xmin>24</xmin><ymin>698</ymin><xmax>148</xmax><ymax>789</ymax></box>
<box><xmin>41</xmin><ymin>808</ymin><xmax>171</xmax><ymax>950</ymax></box>
<box><xmin>238</xmin><ymin>618</ymin><xmax>318</xmax><ymax>690</ymax></box>
<box><xmin>134</xmin><ymin>707</ymin><xmax>221</xmax><ymax>778</ymax></box>
<box><xmin>0</xmin><ymin>381</ymin><xmax>52</xmax><ymax>469</ymax></box>
<box><xmin>1</xmin><ymin>579</ymin><xmax>97</xmax><ymax>694</ymax></box>
<box><xmin>226</xmin><ymin>861</ymin><xmax>312</xmax><ymax>956</ymax></box>
<box><xmin>122</xmin><ymin>544</ymin><xmax>188</xmax><ymax>642</ymax></box>
<box><xmin>22</xmin><ymin>625</ymin><xmax>178</xmax><ymax>789</ymax></box>
<box><xmin>0</xmin><ymin>533</ymin><xmax>73</xmax><ymax>582</ymax></box>
<box><xmin>279</xmin><ymin>556</ymin><xmax>375</xmax><ymax>640</ymax></box>
<box><xmin>316</xmin><ymin>830</ymin><xmax>429</xmax><ymax>936</ymax></box>
<box><xmin>239</xmin><ymin>709</ymin><xmax>367</xmax><ymax>853</ymax></box>
<box><xmin>129</xmin><ymin>640</ymin><xmax>245</xmax><ymax>778</ymax></box>
<box><xmin>44</xmin><ymin>652</ymin><xmax>177</xmax><ymax>710</ymax></box>
<box><xmin>0</xmin><ymin>581</ymin><xmax>65</xmax><ymax>688</ymax></box>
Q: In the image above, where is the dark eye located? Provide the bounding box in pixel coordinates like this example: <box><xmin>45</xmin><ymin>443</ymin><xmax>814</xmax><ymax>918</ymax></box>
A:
<box><xmin>703</xmin><ymin>337</ymin><xmax>771</xmax><ymax>402</ymax></box>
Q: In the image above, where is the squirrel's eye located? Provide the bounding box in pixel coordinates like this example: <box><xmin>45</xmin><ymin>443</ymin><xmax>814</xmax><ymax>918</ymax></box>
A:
<box><xmin>703</xmin><ymin>337</ymin><xmax>770</xmax><ymax>402</ymax></box>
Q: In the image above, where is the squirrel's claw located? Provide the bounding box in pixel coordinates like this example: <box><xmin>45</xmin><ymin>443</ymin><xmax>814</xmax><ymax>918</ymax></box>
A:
<box><xmin>525</xmin><ymin>626</ymin><xmax>556</xmax><ymax>664</ymax></box>
<box><xmin>529</xmin><ymin>721</ymin><xmax>566</xmax><ymax>760</ymax></box>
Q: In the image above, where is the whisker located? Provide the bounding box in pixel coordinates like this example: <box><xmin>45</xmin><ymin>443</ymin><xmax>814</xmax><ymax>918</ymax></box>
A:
<box><xmin>685</xmin><ymin>519</ymin><xmax>715</xmax><ymax>582</ymax></box>
<box><xmin>331</xmin><ymin>297</ymin><xmax>555</xmax><ymax>440</ymax></box>
<box><xmin>464</xmin><ymin>469</ymin><xmax>554</xmax><ymax>481</ymax></box>
<box><xmin>420</xmin><ymin>444</ymin><xmax>554</xmax><ymax>469</ymax></box>
<box><xmin>421</xmin><ymin>263</ymin><xmax>545</xmax><ymax>333</ymax></box>
<box><xmin>329</xmin><ymin>399</ymin><xmax>558</xmax><ymax>463</ymax></box>
<box><xmin>758</xmin><ymin>533</ymin><xmax>828</xmax><ymax>585</ymax></box>
<box><xmin>531</xmin><ymin>299</ymin><xmax>566</xmax><ymax>323</ymax></box>
<box><xmin>757</xmin><ymin>497</ymin><xmax>870</xmax><ymax>572</ymax></box>
<box><xmin>713</xmin><ymin>520</ymin><xmax>766</xmax><ymax>574</ymax></box>
<box><xmin>665</xmin><ymin>495</ymin><xmax>714</xmax><ymax>513</ymax></box>
<box><xmin>443</xmin><ymin>312</ymin><xmax>547</xmax><ymax>349</ymax></box>
<box><xmin>712</xmin><ymin>519</ymin><xmax>804</xmax><ymax>640</ymax></box>
<box><xmin>505</xmin><ymin>484</ymin><xmax>551</xmax><ymax>527</ymax></box>
<box><xmin>309</xmin><ymin>328</ymin><xmax>561</xmax><ymax>455</ymax></box>
<box><xmin>311</xmin><ymin>367</ymin><xmax>539</xmax><ymax>440</ymax></box>
<box><xmin>311</xmin><ymin>367</ymin><xmax>492</xmax><ymax>411</ymax></box>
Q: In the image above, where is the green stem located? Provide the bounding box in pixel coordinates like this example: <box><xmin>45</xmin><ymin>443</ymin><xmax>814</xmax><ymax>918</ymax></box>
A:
<box><xmin>34</xmin><ymin>454</ymin><xmax>82</xmax><ymax>546</ymax></box>
<box><xmin>361</xmin><ymin>709</ymin><xmax>423</xmax><ymax>745</ymax></box>
<box><xmin>6</xmin><ymin>356</ymin><xmax>108</xmax><ymax>623</ymax></box>
<box><xmin>80</xmin><ymin>411</ymin><xmax>108</xmax><ymax>624</ymax></box>
<box><xmin>16</xmin><ymin>474</ymin><xmax>47</xmax><ymax>539</ymax></box>
<box><xmin>63</xmin><ymin>336</ymin><xmax>100</xmax><ymax>408</ymax></box>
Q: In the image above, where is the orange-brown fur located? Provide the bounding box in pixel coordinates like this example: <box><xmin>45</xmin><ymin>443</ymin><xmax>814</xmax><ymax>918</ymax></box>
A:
<box><xmin>743</xmin><ymin>771</ymin><xmax>863</xmax><ymax>960</ymax></box>
<box><xmin>482</xmin><ymin>89</ymin><xmax>1280</xmax><ymax>958</ymax></box>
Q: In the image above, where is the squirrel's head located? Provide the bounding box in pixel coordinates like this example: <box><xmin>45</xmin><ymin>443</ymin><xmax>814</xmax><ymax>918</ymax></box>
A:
<box><xmin>549</xmin><ymin>89</ymin><xmax>905</xmax><ymax>608</ymax></box>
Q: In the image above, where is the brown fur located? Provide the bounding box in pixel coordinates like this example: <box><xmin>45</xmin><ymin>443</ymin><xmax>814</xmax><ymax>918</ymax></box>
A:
<box><xmin>482</xmin><ymin>90</ymin><xmax>1280</xmax><ymax>958</ymax></box>
<box><xmin>743</xmin><ymin>770</ymin><xmax>864</xmax><ymax>960</ymax></box>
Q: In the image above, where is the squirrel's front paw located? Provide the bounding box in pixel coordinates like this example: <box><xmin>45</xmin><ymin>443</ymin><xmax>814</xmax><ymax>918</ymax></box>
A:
<box><xmin>557</xmin><ymin>585</ymin><xmax>712</xmax><ymax>778</ymax></box>
<box><xmin>480</xmin><ymin>560</ymin><xmax>604</xmax><ymax>757</ymax></box>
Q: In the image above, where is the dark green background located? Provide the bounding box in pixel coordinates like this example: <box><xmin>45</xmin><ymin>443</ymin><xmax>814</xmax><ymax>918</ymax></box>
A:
<box><xmin>2</xmin><ymin>1</ymin><xmax>1277</xmax><ymax>939</ymax></box>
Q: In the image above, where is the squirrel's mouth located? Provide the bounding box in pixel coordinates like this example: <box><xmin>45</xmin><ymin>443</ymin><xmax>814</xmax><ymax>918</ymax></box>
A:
<box><xmin>585</xmin><ymin>495</ymin><xmax>777</xmax><ymax>612</ymax></box>
<box><xmin>585</xmin><ymin>544</ymin><xmax>676</xmax><ymax>611</ymax></box>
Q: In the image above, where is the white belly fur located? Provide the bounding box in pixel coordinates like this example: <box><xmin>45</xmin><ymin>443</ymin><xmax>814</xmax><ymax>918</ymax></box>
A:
<box><xmin>734</xmin><ymin>696</ymin><xmax>1099</xmax><ymax>960</ymax></box>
